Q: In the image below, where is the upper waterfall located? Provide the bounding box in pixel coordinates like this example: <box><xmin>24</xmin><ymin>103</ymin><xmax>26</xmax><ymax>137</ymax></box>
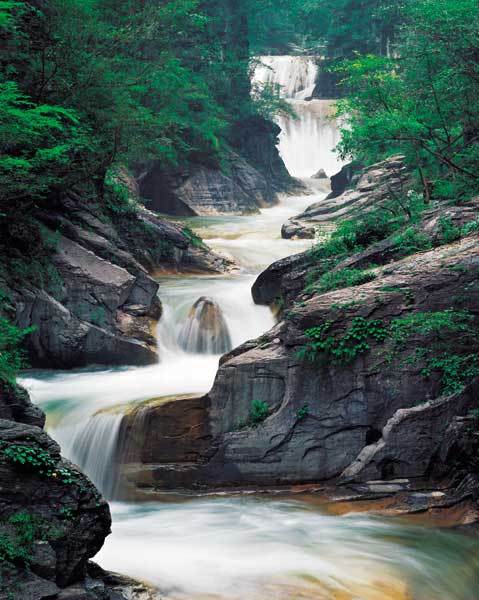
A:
<box><xmin>253</xmin><ymin>55</ymin><xmax>318</xmax><ymax>100</ymax></box>
<box><xmin>253</xmin><ymin>55</ymin><xmax>343</xmax><ymax>178</ymax></box>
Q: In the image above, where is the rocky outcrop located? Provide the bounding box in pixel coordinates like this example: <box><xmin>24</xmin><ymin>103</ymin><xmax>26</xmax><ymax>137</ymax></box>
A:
<box><xmin>139</xmin><ymin>151</ymin><xmax>278</xmax><ymax>217</ymax></box>
<box><xmin>113</xmin><ymin>234</ymin><xmax>479</xmax><ymax>517</ymax></box>
<box><xmin>1</xmin><ymin>194</ymin><xmax>231</xmax><ymax>369</ymax></box>
<box><xmin>0</xmin><ymin>382</ymin><xmax>132</xmax><ymax>599</ymax></box>
<box><xmin>282</xmin><ymin>156</ymin><xmax>409</xmax><ymax>239</ymax></box>
<box><xmin>257</xmin><ymin>196</ymin><xmax>479</xmax><ymax>311</ymax></box>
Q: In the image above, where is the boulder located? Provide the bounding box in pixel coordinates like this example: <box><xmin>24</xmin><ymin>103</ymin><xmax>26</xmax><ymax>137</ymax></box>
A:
<box><xmin>178</xmin><ymin>297</ymin><xmax>232</xmax><ymax>355</ymax></box>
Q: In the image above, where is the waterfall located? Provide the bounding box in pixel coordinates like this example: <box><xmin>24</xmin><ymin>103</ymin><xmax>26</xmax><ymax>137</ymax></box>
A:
<box><xmin>253</xmin><ymin>55</ymin><xmax>344</xmax><ymax>178</ymax></box>
<box><xmin>57</xmin><ymin>411</ymin><xmax>124</xmax><ymax>500</ymax></box>
<box><xmin>178</xmin><ymin>297</ymin><xmax>232</xmax><ymax>355</ymax></box>
<box><xmin>254</xmin><ymin>55</ymin><xmax>318</xmax><ymax>100</ymax></box>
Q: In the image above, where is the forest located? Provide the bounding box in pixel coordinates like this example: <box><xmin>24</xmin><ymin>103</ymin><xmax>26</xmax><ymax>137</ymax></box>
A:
<box><xmin>0</xmin><ymin>1</ymin><xmax>479</xmax><ymax>599</ymax></box>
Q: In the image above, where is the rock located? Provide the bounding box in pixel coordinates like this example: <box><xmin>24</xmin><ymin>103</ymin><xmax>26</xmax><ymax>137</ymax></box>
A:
<box><xmin>340</xmin><ymin>382</ymin><xmax>479</xmax><ymax>483</ymax></box>
<box><xmin>281</xmin><ymin>220</ymin><xmax>317</xmax><ymax>240</ymax></box>
<box><xmin>0</xmin><ymin>383</ymin><xmax>113</xmax><ymax>596</ymax></box>
<box><xmin>139</xmin><ymin>150</ymin><xmax>278</xmax><ymax>217</ymax></box>
<box><xmin>327</xmin><ymin>161</ymin><xmax>362</xmax><ymax>199</ymax></box>
<box><xmin>252</xmin><ymin>252</ymin><xmax>310</xmax><ymax>307</ymax></box>
<box><xmin>115</xmin><ymin>395</ymin><xmax>213</xmax><ymax>497</ymax></box>
<box><xmin>281</xmin><ymin>156</ymin><xmax>408</xmax><ymax>239</ymax></box>
<box><xmin>311</xmin><ymin>168</ymin><xmax>328</xmax><ymax>180</ymax></box>
<box><xmin>178</xmin><ymin>297</ymin><xmax>232</xmax><ymax>355</ymax></box>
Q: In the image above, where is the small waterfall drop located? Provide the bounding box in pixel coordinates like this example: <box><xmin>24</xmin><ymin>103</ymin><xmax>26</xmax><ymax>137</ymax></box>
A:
<box><xmin>253</xmin><ymin>55</ymin><xmax>343</xmax><ymax>178</ymax></box>
<box><xmin>254</xmin><ymin>55</ymin><xmax>318</xmax><ymax>100</ymax></box>
<box><xmin>178</xmin><ymin>297</ymin><xmax>232</xmax><ymax>355</ymax></box>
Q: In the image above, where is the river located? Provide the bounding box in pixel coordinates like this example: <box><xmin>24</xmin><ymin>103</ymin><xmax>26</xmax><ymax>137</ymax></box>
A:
<box><xmin>20</xmin><ymin>56</ymin><xmax>479</xmax><ymax>600</ymax></box>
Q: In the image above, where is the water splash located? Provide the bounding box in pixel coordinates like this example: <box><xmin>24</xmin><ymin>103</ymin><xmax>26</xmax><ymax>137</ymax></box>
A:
<box><xmin>178</xmin><ymin>297</ymin><xmax>232</xmax><ymax>355</ymax></box>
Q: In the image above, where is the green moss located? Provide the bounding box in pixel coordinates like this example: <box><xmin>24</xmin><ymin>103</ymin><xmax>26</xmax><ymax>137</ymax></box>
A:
<box><xmin>182</xmin><ymin>226</ymin><xmax>205</xmax><ymax>249</ymax></box>
<box><xmin>389</xmin><ymin>309</ymin><xmax>474</xmax><ymax>346</ymax></box>
<box><xmin>2</xmin><ymin>442</ymin><xmax>76</xmax><ymax>484</ymax></box>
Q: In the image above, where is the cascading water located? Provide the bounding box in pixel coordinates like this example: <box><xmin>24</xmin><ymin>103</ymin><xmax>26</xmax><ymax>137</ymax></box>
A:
<box><xmin>178</xmin><ymin>297</ymin><xmax>232</xmax><ymax>355</ymax></box>
<box><xmin>19</xmin><ymin>54</ymin><xmax>479</xmax><ymax>600</ymax></box>
<box><xmin>254</xmin><ymin>55</ymin><xmax>343</xmax><ymax>178</ymax></box>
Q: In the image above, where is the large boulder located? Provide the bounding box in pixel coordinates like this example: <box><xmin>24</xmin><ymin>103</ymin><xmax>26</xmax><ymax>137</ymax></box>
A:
<box><xmin>138</xmin><ymin>151</ymin><xmax>278</xmax><ymax>217</ymax></box>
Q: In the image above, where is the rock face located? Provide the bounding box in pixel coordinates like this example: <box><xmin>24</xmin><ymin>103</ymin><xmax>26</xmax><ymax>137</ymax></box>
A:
<box><xmin>114</xmin><ymin>233</ymin><xmax>479</xmax><ymax>514</ymax></box>
<box><xmin>139</xmin><ymin>151</ymin><xmax>277</xmax><ymax>217</ymax></box>
<box><xmin>138</xmin><ymin>119</ymin><xmax>301</xmax><ymax>218</ymax></box>
<box><xmin>178</xmin><ymin>297</ymin><xmax>232</xmax><ymax>355</ymax></box>
<box><xmin>0</xmin><ymin>382</ymin><xmax>125</xmax><ymax>599</ymax></box>
<box><xmin>2</xmin><ymin>194</ymin><xmax>231</xmax><ymax>369</ymax></box>
<box><xmin>282</xmin><ymin>156</ymin><xmax>409</xmax><ymax>239</ymax></box>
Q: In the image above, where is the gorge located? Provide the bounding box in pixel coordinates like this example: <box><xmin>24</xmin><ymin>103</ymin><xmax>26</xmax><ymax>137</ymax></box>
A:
<box><xmin>15</xmin><ymin>55</ymin><xmax>479</xmax><ymax>600</ymax></box>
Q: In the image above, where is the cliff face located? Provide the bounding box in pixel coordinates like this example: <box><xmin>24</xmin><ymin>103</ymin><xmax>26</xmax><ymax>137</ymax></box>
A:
<box><xmin>1</xmin><ymin>194</ymin><xmax>231</xmax><ymax>370</ymax></box>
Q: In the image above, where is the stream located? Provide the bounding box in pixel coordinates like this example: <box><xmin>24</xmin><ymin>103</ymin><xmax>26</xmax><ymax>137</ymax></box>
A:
<box><xmin>20</xmin><ymin>56</ymin><xmax>479</xmax><ymax>600</ymax></box>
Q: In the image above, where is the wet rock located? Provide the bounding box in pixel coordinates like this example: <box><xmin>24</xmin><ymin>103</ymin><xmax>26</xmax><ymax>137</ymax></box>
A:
<box><xmin>4</xmin><ymin>192</ymin><xmax>232</xmax><ymax>369</ymax></box>
<box><xmin>119</xmin><ymin>236</ymin><xmax>479</xmax><ymax>505</ymax></box>
<box><xmin>178</xmin><ymin>297</ymin><xmax>232</xmax><ymax>355</ymax></box>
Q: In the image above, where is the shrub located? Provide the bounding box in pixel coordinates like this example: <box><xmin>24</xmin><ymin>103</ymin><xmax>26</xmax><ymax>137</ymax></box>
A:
<box><xmin>438</xmin><ymin>216</ymin><xmax>462</xmax><ymax>244</ymax></box>
<box><xmin>393</xmin><ymin>227</ymin><xmax>432</xmax><ymax>257</ymax></box>
<box><xmin>297</xmin><ymin>317</ymin><xmax>388</xmax><ymax>364</ymax></box>
<box><xmin>249</xmin><ymin>400</ymin><xmax>269</xmax><ymax>425</ymax></box>
<box><xmin>0</xmin><ymin>316</ymin><xmax>33</xmax><ymax>385</ymax></box>
<box><xmin>182</xmin><ymin>226</ymin><xmax>205</xmax><ymax>249</ymax></box>
<box><xmin>307</xmin><ymin>267</ymin><xmax>377</xmax><ymax>294</ymax></box>
<box><xmin>422</xmin><ymin>354</ymin><xmax>479</xmax><ymax>396</ymax></box>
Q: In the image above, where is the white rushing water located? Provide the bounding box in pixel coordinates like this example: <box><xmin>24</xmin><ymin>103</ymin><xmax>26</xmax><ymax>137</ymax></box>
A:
<box><xmin>254</xmin><ymin>55</ymin><xmax>344</xmax><ymax>177</ymax></box>
<box><xmin>19</xmin><ymin>55</ymin><xmax>479</xmax><ymax>600</ymax></box>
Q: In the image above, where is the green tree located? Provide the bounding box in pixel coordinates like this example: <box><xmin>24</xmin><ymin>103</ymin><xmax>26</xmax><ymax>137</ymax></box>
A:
<box><xmin>336</xmin><ymin>0</ymin><xmax>479</xmax><ymax>201</ymax></box>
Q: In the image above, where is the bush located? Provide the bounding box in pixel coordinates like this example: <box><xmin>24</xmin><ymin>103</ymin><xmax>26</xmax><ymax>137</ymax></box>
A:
<box><xmin>0</xmin><ymin>316</ymin><xmax>33</xmax><ymax>385</ymax></box>
<box><xmin>393</xmin><ymin>227</ymin><xmax>432</xmax><ymax>257</ymax></box>
<box><xmin>307</xmin><ymin>267</ymin><xmax>377</xmax><ymax>294</ymax></box>
<box><xmin>249</xmin><ymin>400</ymin><xmax>269</xmax><ymax>425</ymax></box>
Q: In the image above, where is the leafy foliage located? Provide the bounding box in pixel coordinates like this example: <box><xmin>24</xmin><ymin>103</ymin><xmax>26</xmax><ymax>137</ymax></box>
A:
<box><xmin>298</xmin><ymin>318</ymin><xmax>388</xmax><ymax>364</ymax></box>
<box><xmin>249</xmin><ymin>400</ymin><xmax>269</xmax><ymax>426</ymax></box>
<box><xmin>0</xmin><ymin>310</ymin><xmax>33</xmax><ymax>384</ymax></box>
<box><xmin>336</xmin><ymin>0</ymin><xmax>479</xmax><ymax>201</ymax></box>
